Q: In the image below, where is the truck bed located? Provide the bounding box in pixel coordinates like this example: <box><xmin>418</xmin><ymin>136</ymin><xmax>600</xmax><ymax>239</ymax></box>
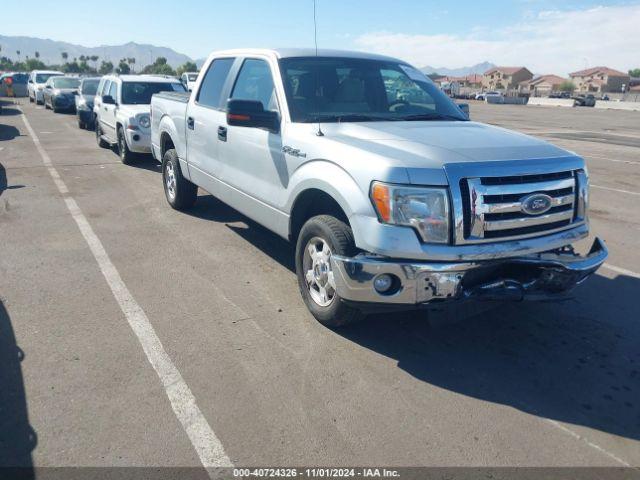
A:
<box><xmin>153</xmin><ymin>91</ymin><xmax>190</xmax><ymax>103</ymax></box>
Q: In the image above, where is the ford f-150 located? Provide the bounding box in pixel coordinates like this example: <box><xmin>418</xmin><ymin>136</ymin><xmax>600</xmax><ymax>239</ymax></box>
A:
<box><xmin>150</xmin><ymin>48</ymin><xmax>607</xmax><ymax>327</ymax></box>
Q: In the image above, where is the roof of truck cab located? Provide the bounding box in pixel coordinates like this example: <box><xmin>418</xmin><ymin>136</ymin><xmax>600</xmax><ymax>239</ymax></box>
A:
<box><xmin>109</xmin><ymin>74</ymin><xmax>181</xmax><ymax>83</ymax></box>
<box><xmin>206</xmin><ymin>48</ymin><xmax>404</xmax><ymax>63</ymax></box>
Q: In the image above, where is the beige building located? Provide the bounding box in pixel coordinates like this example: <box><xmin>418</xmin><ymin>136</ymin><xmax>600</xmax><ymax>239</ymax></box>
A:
<box><xmin>482</xmin><ymin>67</ymin><xmax>533</xmax><ymax>90</ymax></box>
<box><xmin>569</xmin><ymin>67</ymin><xmax>630</xmax><ymax>93</ymax></box>
<box><xmin>519</xmin><ymin>74</ymin><xmax>566</xmax><ymax>96</ymax></box>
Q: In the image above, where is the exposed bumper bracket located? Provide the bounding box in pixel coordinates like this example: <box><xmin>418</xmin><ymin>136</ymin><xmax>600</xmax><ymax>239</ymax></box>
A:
<box><xmin>331</xmin><ymin>238</ymin><xmax>608</xmax><ymax>305</ymax></box>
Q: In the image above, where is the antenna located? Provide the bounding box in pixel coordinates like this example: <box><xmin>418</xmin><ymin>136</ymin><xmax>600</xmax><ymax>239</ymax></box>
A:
<box><xmin>313</xmin><ymin>0</ymin><xmax>324</xmax><ymax>136</ymax></box>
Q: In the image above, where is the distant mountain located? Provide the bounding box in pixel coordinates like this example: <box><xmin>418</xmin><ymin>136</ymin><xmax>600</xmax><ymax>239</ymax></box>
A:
<box><xmin>0</xmin><ymin>35</ymin><xmax>193</xmax><ymax>68</ymax></box>
<box><xmin>420</xmin><ymin>62</ymin><xmax>496</xmax><ymax>77</ymax></box>
<box><xmin>195</xmin><ymin>58</ymin><xmax>208</xmax><ymax>69</ymax></box>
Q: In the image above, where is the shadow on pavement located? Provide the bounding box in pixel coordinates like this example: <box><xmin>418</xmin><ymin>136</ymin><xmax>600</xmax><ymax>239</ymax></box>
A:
<box><xmin>0</xmin><ymin>98</ymin><xmax>22</xmax><ymax>117</ymax></box>
<box><xmin>0</xmin><ymin>300</ymin><xmax>36</xmax><ymax>476</ymax></box>
<box><xmin>0</xmin><ymin>164</ymin><xmax>26</xmax><ymax>197</ymax></box>
<box><xmin>337</xmin><ymin>272</ymin><xmax>640</xmax><ymax>443</ymax></box>
<box><xmin>0</xmin><ymin>124</ymin><xmax>21</xmax><ymax>142</ymax></box>
<box><xmin>168</xmin><ymin>180</ymin><xmax>640</xmax><ymax>443</ymax></box>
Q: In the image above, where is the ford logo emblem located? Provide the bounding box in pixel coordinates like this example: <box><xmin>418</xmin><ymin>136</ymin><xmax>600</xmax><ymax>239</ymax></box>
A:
<box><xmin>520</xmin><ymin>193</ymin><xmax>553</xmax><ymax>215</ymax></box>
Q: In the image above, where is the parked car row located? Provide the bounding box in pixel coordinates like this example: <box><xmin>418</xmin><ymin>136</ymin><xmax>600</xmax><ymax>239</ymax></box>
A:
<box><xmin>34</xmin><ymin>71</ymin><xmax>186</xmax><ymax>164</ymax></box>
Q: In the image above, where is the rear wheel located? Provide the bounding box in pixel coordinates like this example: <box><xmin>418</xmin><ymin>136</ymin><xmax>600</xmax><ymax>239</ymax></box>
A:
<box><xmin>78</xmin><ymin>119</ymin><xmax>86</xmax><ymax>130</ymax></box>
<box><xmin>117</xmin><ymin>126</ymin><xmax>134</xmax><ymax>165</ymax></box>
<box><xmin>295</xmin><ymin>215</ymin><xmax>363</xmax><ymax>328</ymax></box>
<box><xmin>162</xmin><ymin>149</ymin><xmax>197</xmax><ymax>210</ymax></box>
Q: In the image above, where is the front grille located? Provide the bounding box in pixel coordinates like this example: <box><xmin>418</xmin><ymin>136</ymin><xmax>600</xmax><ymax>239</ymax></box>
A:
<box><xmin>459</xmin><ymin>170</ymin><xmax>585</xmax><ymax>243</ymax></box>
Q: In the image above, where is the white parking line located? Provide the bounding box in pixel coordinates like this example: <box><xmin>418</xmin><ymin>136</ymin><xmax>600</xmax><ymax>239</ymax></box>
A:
<box><xmin>20</xmin><ymin>109</ymin><xmax>232</xmax><ymax>473</ymax></box>
<box><xmin>585</xmin><ymin>153</ymin><xmax>640</xmax><ymax>166</ymax></box>
<box><xmin>591</xmin><ymin>184</ymin><xmax>640</xmax><ymax>196</ymax></box>
<box><xmin>603</xmin><ymin>263</ymin><xmax>640</xmax><ymax>279</ymax></box>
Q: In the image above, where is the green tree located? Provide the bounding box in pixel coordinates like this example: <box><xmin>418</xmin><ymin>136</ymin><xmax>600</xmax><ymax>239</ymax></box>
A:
<box><xmin>63</xmin><ymin>62</ymin><xmax>82</xmax><ymax>73</ymax></box>
<box><xmin>25</xmin><ymin>58</ymin><xmax>47</xmax><ymax>70</ymax></box>
<box><xmin>176</xmin><ymin>61</ymin><xmax>198</xmax><ymax>77</ymax></box>
<box><xmin>90</xmin><ymin>55</ymin><xmax>99</xmax><ymax>69</ymax></box>
<box><xmin>629</xmin><ymin>68</ymin><xmax>640</xmax><ymax>78</ymax></box>
<box><xmin>116</xmin><ymin>60</ymin><xmax>131</xmax><ymax>74</ymax></box>
<box><xmin>99</xmin><ymin>60</ymin><xmax>114</xmax><ymax>74</ymax></box>
<box><xmin>559</xmin><ymin>80</ymin><xmax>575</xmax><ymax>92</ymax></box>
<box><xmin>141</xmin><ymin>57</ymin><xmax>176</xmax><ymax>76</ymax></box>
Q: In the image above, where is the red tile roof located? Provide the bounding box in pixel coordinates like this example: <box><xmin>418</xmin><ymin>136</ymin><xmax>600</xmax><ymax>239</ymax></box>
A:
<box><xmin>526</xmin><ymin>74</ymin><xmax>567</xmax><ymax>86</ymax></box>
<box><xmin>569</xmin><ymin>66</ymin><xmax>628</xmax><ymax>77</ymax></box>
<box><xmin>484</xmin><ymin>66</ymin><xmax>529</xmax><ymax>75</ymax></box>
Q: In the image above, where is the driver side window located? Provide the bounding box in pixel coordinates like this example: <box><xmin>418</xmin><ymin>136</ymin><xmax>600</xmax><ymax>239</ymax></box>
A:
<box><xmin>230</xmin><ymin>59</ymin><xmax>279</xmax><ymax>112</ymax></box>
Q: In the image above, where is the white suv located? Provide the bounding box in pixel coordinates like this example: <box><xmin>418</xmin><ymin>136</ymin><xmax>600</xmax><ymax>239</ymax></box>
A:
<box><xmin>28</xmin><ymin>70</ymin><xmax>63</xmax><ymax>105</ymax></box>
<box><xmin>93</xmin><ymin>74</ymin><xmax>185</xmax><ymax>164</ymax></box>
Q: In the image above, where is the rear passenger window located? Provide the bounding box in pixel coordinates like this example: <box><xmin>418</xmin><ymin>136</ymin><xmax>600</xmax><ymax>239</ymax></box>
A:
<box><xmin>197</xmin><ymin>58</ymin><xmax>235</xmax><ymax>109</ymax></box>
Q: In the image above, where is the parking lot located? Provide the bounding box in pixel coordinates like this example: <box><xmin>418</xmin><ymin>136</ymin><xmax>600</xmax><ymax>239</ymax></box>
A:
<box><xmin>1</xmin><ymin>98</ymin><xmax>639</xmax><ymax>471</ymax></box>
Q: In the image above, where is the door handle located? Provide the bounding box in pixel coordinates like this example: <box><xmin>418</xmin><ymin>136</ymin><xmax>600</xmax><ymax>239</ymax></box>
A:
<box><xmin>218</xmin><ymin>126</ymin><xmax>227</xmax><ymax>142</ymax></box>
<box><xmin>187</xmin><ymin>117</ymin><xmax>195</xmax><ymax>130</ymax></box>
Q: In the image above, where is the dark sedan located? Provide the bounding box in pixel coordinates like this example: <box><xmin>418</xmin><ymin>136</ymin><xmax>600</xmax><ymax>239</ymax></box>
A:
<box><xmin>75</xmin><ymin>77</ymin><xmax>101</xmax><ymax>129</ymax></box>
<box><xmin>43</xmin><ymin>76</ymin><xmax>81</xmax><ymax>113</ymax></box>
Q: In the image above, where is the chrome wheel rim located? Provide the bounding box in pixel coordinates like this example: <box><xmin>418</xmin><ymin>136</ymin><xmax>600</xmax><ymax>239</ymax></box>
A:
<box><xmin>165</xmin><ymin>162</ymin><xmax>176</xmax><ymax>200</ymax></box>
<box><xmin>119</xmin><ymin>135</ymin><xmax>126</xmax><ymax>159</ymax></box>
<box><xmin>303</xmin><ymin>237</ymin><xmax>336</xmax><ymax>307</ymax></box>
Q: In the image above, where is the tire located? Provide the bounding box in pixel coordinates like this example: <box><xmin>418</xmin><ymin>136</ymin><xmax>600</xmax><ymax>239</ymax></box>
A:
<box><xmin>78</xmin><ymin>120</ymin><xmax>86</xmax><ymax>130</ymax></box>
<box><xmin>29</xmin><ymin>94</ymin><xmax>34</xmax><ymax>103</ymax></box>
<box><xmin>162</xmin><ymin>149</ymin><xmax>197</xmax><ymax>210</ymax></box>
<box><xmin>295</xmin><ymin>215</ymin><xmax>363</xmax><ymax>328</ymax></box>
<box><xmin>44</xmin><ymin>98</ymin><xmax>50</xmax><ymax>110</ymax></box>
<box><xmin>117</xmin><ymin>126</ymin><xmax>134</xmax><ymax>165</ymax></box>
<box><xmin>95</xmin><ymin>121</ymin><xmax>110</xmax><ymax>148</ymax></box>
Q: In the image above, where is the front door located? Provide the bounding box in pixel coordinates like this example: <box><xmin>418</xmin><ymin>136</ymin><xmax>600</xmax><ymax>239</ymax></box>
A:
<box><xmin>218</xmin><ymin>57</ymin><xmax>286</xmax><ymax>209</ymax></box>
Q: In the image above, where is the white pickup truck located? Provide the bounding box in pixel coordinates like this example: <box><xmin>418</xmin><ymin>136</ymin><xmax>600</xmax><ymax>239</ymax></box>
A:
<box><xmin>150</xmin><ymin>48</ymin><xmax>607</xmax><ymax>327</ymax></box>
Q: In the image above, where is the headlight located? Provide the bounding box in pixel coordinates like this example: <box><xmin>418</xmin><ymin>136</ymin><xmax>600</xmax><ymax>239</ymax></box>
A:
<box><xmin>371</xmin><ymin>181</ymin><xmax>450</xmax><ymax>244</ymax></box>
<box><xmin>138</xmin><ymin>115</ymin><xmax>151</xmax><ymax>129</ymax></box>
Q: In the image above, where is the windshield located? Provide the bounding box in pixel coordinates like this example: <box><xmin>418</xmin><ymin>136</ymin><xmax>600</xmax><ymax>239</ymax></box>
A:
<box><xmin>187</xmin><ymin>74</ymin><xmax>198</xmax><ymax>81</ymax></box>
<box><xmin>11</xmin><ymin>73</ymin><xmax>28</xmax><ymax>84</ymax></box>
<box><xmin>121</xmin><ymin>82</ymin><xmax>185</xmax><ymax>104</ymax></box>
<box><xmin>53</xmin><ymin>77</ymin><xmax>81</xmax><ymax>89</ymax></box>
<box><xmin>81</xmin><ymin>79</ymin><xmax>100</xmax><ymax>95</ymax></box>
<box><xmin>36</xmin><ymin>73</ymin><xmax>61</xmax><ymax>83</ymax></box>
<box><xmin>279</xmin><ymin>57</ymin><xmax>468</xmax><ymax>123</ymax></box>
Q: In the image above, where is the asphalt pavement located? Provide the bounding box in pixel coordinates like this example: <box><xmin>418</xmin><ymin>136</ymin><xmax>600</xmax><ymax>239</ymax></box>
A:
<box><xmin>1</xmin><ymin>98</ymin><xmax>639</xmax><ymax>473</ymax></box>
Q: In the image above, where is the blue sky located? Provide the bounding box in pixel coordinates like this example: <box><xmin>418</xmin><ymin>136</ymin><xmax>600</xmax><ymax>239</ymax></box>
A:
<box><xmin>2</xmin><ymin>0</ymin><xmax>638</xmax><ymax>73</ymax></box>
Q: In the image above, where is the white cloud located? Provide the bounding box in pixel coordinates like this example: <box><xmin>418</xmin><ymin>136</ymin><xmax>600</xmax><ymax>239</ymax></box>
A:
<box><xmin>353</xmin><ymin>4</ymin><xmax>640</xmax><ymax>76</ymax></box>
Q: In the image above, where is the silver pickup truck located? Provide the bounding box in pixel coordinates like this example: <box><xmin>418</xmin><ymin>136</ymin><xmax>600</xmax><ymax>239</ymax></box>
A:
<box><xmin>150</xmin><ymin>48</ymin><xmax>607</xmax><ymax>327</ymax></box>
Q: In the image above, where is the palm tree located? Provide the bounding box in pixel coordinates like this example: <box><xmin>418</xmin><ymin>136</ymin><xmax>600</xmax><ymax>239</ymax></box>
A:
<box><xmin>79</xmin><ymin>55</ymin><xmax>86</xmax><ymax>62</ymax></box>
<box><xmin>90</xmin><ymin>55</ymin><xmax>99</xmax><ymax>69</ymax></box>
<box><xmin>128</xmin><ymin>57</ymin><xmax>136</xmax><ymax>73</ymax></box>
<box><xmin>61</xmin><ymin>51</ymin><xmax>68</xmax><ymax>63</ymax></box>
<box><xmin>35</xmin><ymin>51</ymin><xmax>40</xmax><ymax>60</ymax></box>
<box><xmin>16</xmin><ymin>50</ymin><xmax>21</xmax><ymax>62</ymax></box>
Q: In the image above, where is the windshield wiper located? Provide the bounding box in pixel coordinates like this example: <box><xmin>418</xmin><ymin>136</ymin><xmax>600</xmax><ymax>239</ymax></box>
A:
<box><xmin>312</xmin><ymin>114</ymin><xmax>401</xmax><ymax>123</ymax></box>
<box><xmin>400</xmin><ymin>113</ymin><xmax>465</xmax><ymax>122</ymax></box>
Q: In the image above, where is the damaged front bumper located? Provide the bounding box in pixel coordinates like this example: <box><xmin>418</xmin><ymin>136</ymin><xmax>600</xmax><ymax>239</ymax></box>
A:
<box><xmin>331</xmin><ymin>238</ymin><xmax>608</xmax><ymax>305</ymax></box>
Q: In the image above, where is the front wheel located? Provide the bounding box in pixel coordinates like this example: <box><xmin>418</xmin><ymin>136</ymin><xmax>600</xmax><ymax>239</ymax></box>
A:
<box><xmin>162</xmin><ymin>149</ymin><xmax>197</xmax><ymax>210</ymax></box>
<box><xmin>295</xmin><ymin>215</ymin><xmax>363</xmax><ymax>328</ymax></box>
<box><xmin>95</xmin><ymin>122</ymin><xmax>110</xmax><ymax>148</ymax></box>
<box><xmin>117</xmin><ymin>126</ymin><xmax>134</xmax><ymax>165</ymax></box>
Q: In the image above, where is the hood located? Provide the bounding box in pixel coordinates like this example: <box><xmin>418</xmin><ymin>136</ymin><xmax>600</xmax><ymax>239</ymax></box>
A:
<box><xmin>322</xmin><ymin>121</ymin><xmax>572</xmax><ymax>169</ymax></box>
<box><xmin>55</xmin><ymin>88</ymin><xmax>78</xmax><ymax>95</ymax></box>
<box><xmin>119</xmin><ymin>104</ymin><xmax>150</xmax><ymax>116</ymax></box>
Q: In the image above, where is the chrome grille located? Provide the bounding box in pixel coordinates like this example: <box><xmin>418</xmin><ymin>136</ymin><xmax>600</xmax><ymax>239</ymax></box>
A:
<box><xmin>458</xmin><ymin>170</ymin><xmax>587</xmax><ymax>243</ymax></box>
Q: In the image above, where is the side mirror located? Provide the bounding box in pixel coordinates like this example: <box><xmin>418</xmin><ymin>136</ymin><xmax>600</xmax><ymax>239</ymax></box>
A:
<box><xmin>226</xmin><ymin>99</ymin><xmax>279</xmax><ymax>132</ymax></box>
<box><xmin>102</xmin><ymin>95</ymin><xmax>116</xmax><ymax>105</ymax></box>
<box><xmin>457</xmin><ymin>103</ymin><xmax>470</xmax><ymax>119</ymax></box>
<box><xmin>28</xmin><ymin>79</ymin><xmax>33</xmax><ymax>83</ymax></box>
<box><xmin>45</xmin><ymin>85</ymin><xmax>52</xmax><ymax>89</ymax></box>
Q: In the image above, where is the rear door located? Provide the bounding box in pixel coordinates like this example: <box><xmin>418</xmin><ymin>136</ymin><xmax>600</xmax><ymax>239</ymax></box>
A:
<box><xmin>101</xmin><ymin>81</ymin><xmax>118</xmax><ymax>141</ymax></box>
<box><xmin>185</xmin><ymin>57</ymin><xmax>236</xmax><ymax>179</ymax></box>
